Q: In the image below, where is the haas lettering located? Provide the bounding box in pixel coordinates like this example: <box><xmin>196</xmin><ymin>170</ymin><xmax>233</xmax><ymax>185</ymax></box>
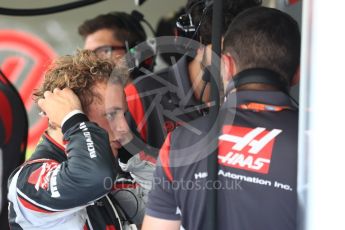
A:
<box><xmin>218</xmin><ymin>126</ymin><xmax>282</xmax><ymax>174</ymax></box>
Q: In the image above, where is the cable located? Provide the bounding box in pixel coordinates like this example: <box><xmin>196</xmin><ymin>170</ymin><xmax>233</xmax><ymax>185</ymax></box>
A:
<box><xmin>0</xmin><ymin>0</ymin><xmax>105</xmax><ymax>16</ymax></box>
<box><xmin>105</xmin><ymin>194</ymin><xmax>123</xmax><ymax>230</ymax></box>
<box><xmin>288</xmin><ymin>94</ymin><xmax>299</xmax><ymax>107</ymax></box>
<box><xmin>200</xmin><ymin>82</ymin><xmax>207</xmax><ymax>104</ymax></box>
<box><xmin>142</xmin><ymin>18</ymin><xmax>156</xmax><ymax>35</ymax></box>
<box><xmin>186</xmin><ymin>2</ymin><xmax>211</xmax><ymax>47</ymax></box>
<box><xmin>189</xmin><ymin>0</ymin><xmax>205</xmax><ymax>10</ymax></box>
<box><xmin>191</xmin><ymin>0</ymin><xmax>213</xmax><ymax>41</ymax></box>
<box><xmin>131</xmin><ymin>10</ymin><xmax>156</xmax><ymax>35</ymax></box>
<box><xmin>199</xmin><ymin>47</ymin><xmax>211</xmax><ymax>111</ymax></box>
<box><xmin>206</xmin><ymin>0</ymin><xmax>222</xmax><ymax>229</ymax></box>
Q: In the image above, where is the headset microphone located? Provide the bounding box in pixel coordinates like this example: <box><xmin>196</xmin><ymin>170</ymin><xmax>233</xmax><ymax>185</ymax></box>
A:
<box><xmin>176</xmin><ymin>13</ymin><xmax>196</xmax><ymax>33</ymax></box>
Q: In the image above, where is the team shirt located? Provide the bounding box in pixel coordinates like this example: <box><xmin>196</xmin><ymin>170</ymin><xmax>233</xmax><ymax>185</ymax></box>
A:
<box><xmin>147</xmin><ymin>89</ymin><xmax>298</xmax><ymax>230</ymax></box>
<box><xmin>122</xmin><ymin>55</ymin><xmax>205</xmax><ymax>160</ymax></box>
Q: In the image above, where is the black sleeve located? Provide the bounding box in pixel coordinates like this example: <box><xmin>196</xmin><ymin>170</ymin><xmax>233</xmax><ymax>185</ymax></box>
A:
<box><xmin>145</xmin><ymin>162</ymin><xmax>180</xmax><ymax>220</ymax></box>
<box><xmin>145</xmin><ymin>134</ymin><xmax>180</xmax><ymax>220</ymax></box>
<box><xmin>14</xmin><ymin>114</ymin><xmax>117</xmax><ymax>211</ymax></box>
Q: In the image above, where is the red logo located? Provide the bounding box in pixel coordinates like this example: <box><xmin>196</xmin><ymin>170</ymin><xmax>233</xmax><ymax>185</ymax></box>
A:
<box><xmin>218</xmin><ymin>126</ymin><xmax>282</xmax><ymax>174</ymax></box>
<box><xmin>28</xmin><ymin>160</ymin><xmax>59</xmax><ymax>190</ymax></box>
<box><xmin>0</xmin><ymin>30</ymin><xmax>56</xmax><ymax>150</ymax></box>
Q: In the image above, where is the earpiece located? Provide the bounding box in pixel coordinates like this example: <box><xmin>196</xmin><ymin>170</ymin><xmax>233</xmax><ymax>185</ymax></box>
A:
<box><xmin>176</xmin><ymin>13</ymin><xmax>196</xmax><ymax>34</ymax></box>
<box><xmin>175</xmin><ymin>0</ymin><xmax>213</xmax><ymax>40</ymax></box>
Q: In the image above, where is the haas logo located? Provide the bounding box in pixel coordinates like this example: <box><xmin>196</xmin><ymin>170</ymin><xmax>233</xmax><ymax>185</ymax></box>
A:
<box><xmin>218</xmin><ymin>126</ymin><xmax>282</xmax><ymax>174</ymax></box>
<box><xmin>0</xmin><ymin>30</ymin><xmax>56</xmax><ymax>150</ymax></box>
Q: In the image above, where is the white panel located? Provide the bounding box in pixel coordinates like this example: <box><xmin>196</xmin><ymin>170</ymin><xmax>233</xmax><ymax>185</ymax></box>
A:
<box><xmin>300</xmin><ymin>0</ymin><xmax>345</xmax><ymax>229</ymax></box>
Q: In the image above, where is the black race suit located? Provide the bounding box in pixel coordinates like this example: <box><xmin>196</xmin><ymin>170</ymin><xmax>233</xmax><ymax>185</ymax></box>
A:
<box><xmin>7</xmin><ymin>114</ymin><xmax>126</xmax><ymax>230</ymax></box>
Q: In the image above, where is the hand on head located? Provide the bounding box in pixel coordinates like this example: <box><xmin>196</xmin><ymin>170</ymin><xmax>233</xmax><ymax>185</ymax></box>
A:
<box><xmin>38</xmin><ymin>88</ymin><xmax>82</xmax><ymax>128</ymax></box>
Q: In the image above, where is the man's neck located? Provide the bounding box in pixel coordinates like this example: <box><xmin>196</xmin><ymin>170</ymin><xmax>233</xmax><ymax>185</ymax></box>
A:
<box><xmin>237</xmin><ymin>83</ymin><xmax>281</xmax><ymax>91</ymax></box>
<box><xmin>46</xmin><ymin>128</ymin><xmax>64</xmax><ymax>147</ymax></box>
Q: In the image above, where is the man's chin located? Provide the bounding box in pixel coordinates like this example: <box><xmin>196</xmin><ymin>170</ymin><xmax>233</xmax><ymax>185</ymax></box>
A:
<box><xmin>111</xmin><ymin>148</ymin><xmax>118</xmax><ymax>157</ymax></box>
<box><xmin>110</xmin><ymin>140</ymin><xmax>123</xmax><ymax>157</ymax></box>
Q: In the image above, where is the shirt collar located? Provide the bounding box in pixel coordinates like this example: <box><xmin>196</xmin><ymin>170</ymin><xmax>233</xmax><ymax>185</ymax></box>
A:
<box><xmin>43</xmin><ymin>132</ymin><xmax>66</xmax><ymax>152</ymax></box>
<box><xmin>225</xmin><ymin>90</ymin><xmax>295</xmax><ymax>109</ymax></box>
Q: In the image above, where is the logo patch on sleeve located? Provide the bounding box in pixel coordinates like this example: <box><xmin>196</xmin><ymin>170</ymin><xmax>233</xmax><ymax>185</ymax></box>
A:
<box><xmin>28</xmin><ymin>161</ymin><xmax>59</xmax><ymax>191</ymax></box>
<box><xmin>218</xmin><ymin>126</ymin><xmax>282</xmax><ymax>174</ymax></box>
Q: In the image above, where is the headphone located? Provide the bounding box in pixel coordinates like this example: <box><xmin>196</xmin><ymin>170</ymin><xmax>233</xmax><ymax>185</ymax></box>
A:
<box><xmin>110</xmin><ymin>11</ymin><xmax>156</xmax><ymax>79</ymax></box>
<box><xmin>176</xmin><ymin>0</ymin><xmax>213</xmax><ymax>41</ymax></box>
<box><xmin>175</xmin><ymin>0</ymin><xmax>214</xmax><ymax>111</ymax></box>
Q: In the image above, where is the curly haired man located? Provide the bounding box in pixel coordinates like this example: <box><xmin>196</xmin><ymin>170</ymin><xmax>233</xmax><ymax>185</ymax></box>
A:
<box><xmin>7</xmin><ymin>50</ymin><xmax>137</xmax><ymax>229</ymax></box>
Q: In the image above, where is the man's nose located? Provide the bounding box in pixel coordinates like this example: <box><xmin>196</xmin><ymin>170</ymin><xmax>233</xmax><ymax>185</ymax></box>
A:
<box><xmin>116</xmin><ymin>115</ymin><xmax>130</xmax><ymax>133</ymax></box>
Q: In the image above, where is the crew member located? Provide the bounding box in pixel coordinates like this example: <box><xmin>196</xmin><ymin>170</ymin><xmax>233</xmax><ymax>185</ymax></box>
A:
<box><xmin>120</xmin><ymin>0</ymin><xmax>262</xmax><ymax>198</ymax></box>
<box><xmin>7</xmin><ymin>50</ymin><xmax>137</xmax><ymax>229</ymax></box>
<box><xmin>143</xmin><ymin>7</ymin><xmax>301</xmax><ymax>230</ymax></box>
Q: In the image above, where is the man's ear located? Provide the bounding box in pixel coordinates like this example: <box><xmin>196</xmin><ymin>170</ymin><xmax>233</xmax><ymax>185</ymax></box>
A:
<box><xmin>291</xmin><ymin>66</ymin><xmax>300</xmax><ymax>86</ymax></box>
<box><xmin>221</xmin><ymin>54</ymin><xmax>237</xmax><ymax>82</ymax></box>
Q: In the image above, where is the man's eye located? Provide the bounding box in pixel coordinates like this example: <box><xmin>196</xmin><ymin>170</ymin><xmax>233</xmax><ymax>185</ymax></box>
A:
<box><xmin>105</xmin><ymin>111</ymin><xmax>117</xmax><ymax>120</ymax></box>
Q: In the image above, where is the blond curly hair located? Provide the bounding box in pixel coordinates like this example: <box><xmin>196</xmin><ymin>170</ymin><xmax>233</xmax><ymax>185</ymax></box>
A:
<box><xmin>34</xmin><ymin>50</ymin><xmax>128</xmax><ymax>112</ymax></box>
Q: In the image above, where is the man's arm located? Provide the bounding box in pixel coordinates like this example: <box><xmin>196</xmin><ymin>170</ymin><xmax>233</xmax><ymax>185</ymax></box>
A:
<box><xmin>9</xmin><ymin>88</ymin><xmax>117</xmax><ymax>212</ymax></box>
<box><xmin>142</xmin><ymin>215</ymin><xmax>180</xmax><ymax>230</ymax></box>
<box><xmin>12</xmin><ymin>116</ymin><xmax>116</xmax><ymax>211</ymax></box>
<box><xmin>142</xmin><ymin>133</ymin><xmax>182</xmax><ymax>229</ymax></box>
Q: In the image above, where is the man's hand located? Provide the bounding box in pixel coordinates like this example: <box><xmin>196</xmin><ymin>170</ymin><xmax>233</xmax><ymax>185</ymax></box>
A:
<box><xmin>38</xmin><ymin>88</ymin><xmax>82</xmax><ymax>128</ymax></box>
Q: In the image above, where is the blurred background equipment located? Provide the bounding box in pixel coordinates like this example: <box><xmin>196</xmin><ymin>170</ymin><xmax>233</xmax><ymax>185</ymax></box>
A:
<box><xmin>0</xmin><ymin>0</ymin><xmax>301</xmax><ymax>157</ymax></box>
<box><xmin>134</xmin><ymin>0</ymin><xmax>148</xmax><ymax>6</ymax></box>
<box><xmin>0</xmin><ymin>70</ymin><xmax>28</xmax><ymax>230</ymax></box>
<box><xmin>0</xmin><ymin>0</ymin><xmax>187</xmax><ymax>158</ymax></box>
<box><xmin>0</xmin><ymin>0</ymin><xmax>105</xmax><ymax>16</ymax></box>
<box><xmin>155</xmin><ymin>7</ymin><xmax>185</xmax><ymax>65</ymax></box>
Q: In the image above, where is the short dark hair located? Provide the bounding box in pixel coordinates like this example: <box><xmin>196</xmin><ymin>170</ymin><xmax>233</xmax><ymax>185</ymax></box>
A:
<box><xmin>223</xmin><ymin>6</ymin><xmax>301</xmax><ymax>83</ymax></box>
<box><xmin>78</xmin><ymin>12</ymin><xmax>147</xmax><ymax>48</ymax></box>
<box><xmin>186</xmin><ymin>0</ymin><xmax>262</xmax><ymax>45</ymax></box>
